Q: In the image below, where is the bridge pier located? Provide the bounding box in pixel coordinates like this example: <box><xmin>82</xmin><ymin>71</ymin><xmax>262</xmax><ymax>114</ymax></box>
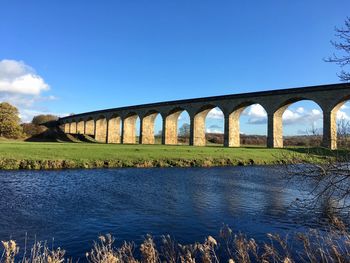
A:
<box><xmin>223</xmin><ymin>115</ymin><xmax>230</xmax><ymax>147</ymax></box>
<box><xmin>77</xmin><ymin>120</ymin><xmax>84</xmax><ymax>134</ymax></box>
<box><xmin>189</xmin><ymin>115</ymin><xmax>194</xmax><ymax>146</ymax></box>
<box><xmin>64</xmin><ymin>123</ymin><xmax>70</xmax><ymax>133</ymax></box>
<box><xmin>141</xmin><ymin>113</ymin><xmax>157</xmax><ymax>144</ymax></box>
<box><xmin>322</xmin><ymin>110</ymin><xmax>337</xmax><ymax>150</ymax></box>
<box><xmin>85</xmin><ymin>119</ymin><xmax>95</xmax><ymax>136</ymax></box>
<box><xmin>225</xmin><ymin>108</ymin><xmax>246</xmax><ymax>147</ymax></box>
<box><xmin>69</xmin><ymin>122</ymin><xmax>77</xmax><ymax>134</ymax></box>
<box><xmin>107</xmin><ymin>116</ymin><xmax>121</xmax><ymax>143</ymax></box>
<box><xmin>164</xmin><ymin>111</ymin><xmax>182</xmax><ymax>145</ymax></box>
<box><xmin>122</xmin><ymin>115</ymin><xmax>138</xmax><ymax>144</ymax></box>
<box><xmin>161</xmin><ymin>117</ymin><xmax>166</xmax><ymax>145</ymax></box>
<box><xmin>95</xmin><ymin>117</ymin><xmax>107</xmax><ymax>143</ymax></box>
<box><xmin>192</xmin><ymin>109</ymin><xmax>211</xmax><ymax>146</ymax></box>
<box><xmin>267</xmin><ymin>112</ymin><xmax>283</xmax><ymax>148</ymax></box>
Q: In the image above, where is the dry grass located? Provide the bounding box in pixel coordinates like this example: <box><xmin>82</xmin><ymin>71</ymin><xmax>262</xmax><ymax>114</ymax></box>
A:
<box><xmin>1</xmin><ymin>220</ymin><xmax>350</xmax><ymax>263</ymax></box>
<box><xmin>1</xmin><ymin>240</ymin><xmax>65</xmax><ymax>263</ymax></box>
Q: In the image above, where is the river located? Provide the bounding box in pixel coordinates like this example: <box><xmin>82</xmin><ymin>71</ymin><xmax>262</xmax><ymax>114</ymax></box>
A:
<box><xmin>0</xmin><ymin>166</ymin><xmax>330</xmax><ymax>259</ymax></box>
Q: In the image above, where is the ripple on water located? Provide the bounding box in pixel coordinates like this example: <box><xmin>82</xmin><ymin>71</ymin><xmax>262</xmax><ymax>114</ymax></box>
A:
<box><xmin>0</xmin><ymin>166</ymin><xmax>332</xmax><ymax>258</ymax></box>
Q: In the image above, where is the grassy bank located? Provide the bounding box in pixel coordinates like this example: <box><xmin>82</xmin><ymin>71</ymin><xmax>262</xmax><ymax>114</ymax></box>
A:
<box><xmin>0</xmin><ymin>140</ymin><xmax>338</xmax><ymax>170</ymax></box>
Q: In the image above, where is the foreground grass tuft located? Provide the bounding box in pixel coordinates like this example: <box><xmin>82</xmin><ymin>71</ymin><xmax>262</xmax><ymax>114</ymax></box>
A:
<box><xmin>1</xmin><ymin>222</ymin><xmax>349</xmax><ymax>262</ymax></box>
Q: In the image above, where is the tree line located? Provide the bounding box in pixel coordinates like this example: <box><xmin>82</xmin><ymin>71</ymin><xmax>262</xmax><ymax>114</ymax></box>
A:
<box><xmin>0</xmin><ymin>102</ymin><xmax>58</xmax><ymax>139</ymax></box>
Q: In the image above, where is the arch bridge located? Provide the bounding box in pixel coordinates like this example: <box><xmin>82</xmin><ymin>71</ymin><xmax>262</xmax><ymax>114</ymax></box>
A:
<box><xmin>59</xmin><ymin>83</ymin><xmax>350</xmax><ymax>149</ymax></box>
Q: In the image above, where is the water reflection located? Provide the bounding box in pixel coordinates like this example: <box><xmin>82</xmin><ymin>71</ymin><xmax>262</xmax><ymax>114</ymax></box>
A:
<box><xmin>0</xmin><ymin>166</ymin><xmax>329</xmax><ymax>258</ymax></box>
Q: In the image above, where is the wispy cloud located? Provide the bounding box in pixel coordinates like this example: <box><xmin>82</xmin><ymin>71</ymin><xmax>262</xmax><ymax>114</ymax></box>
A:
<box><xmin>337</xmin><ymin>109</ymin><xmax>350</xmax><ymax>121</ymax></box>
<box><xmin>207</xmin><ymin>107</ymin><xmax>224</xmax><ymax>119</ymax></box>
<box><xmin>282</xmin><ymin>107</ymin><xmax>322</xmax><ymax>125</ymax></box>
<box><xmin>206</xmin><ymin>124</ymin><xmax>223</xmax><ymax>133</ymax></box>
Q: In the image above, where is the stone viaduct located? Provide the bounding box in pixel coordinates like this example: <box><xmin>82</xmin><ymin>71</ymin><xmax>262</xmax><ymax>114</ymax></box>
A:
<box><xmin>59</xmin><ymin>83</ymin><xmax>350</xmax><ymax>150</ymax></box>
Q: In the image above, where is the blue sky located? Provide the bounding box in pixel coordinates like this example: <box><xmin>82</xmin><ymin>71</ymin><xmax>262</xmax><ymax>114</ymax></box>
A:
<box><xmin>1</xmin><ymin>0</ymin><xmax>350</xmax><ymax>135</ymax></box>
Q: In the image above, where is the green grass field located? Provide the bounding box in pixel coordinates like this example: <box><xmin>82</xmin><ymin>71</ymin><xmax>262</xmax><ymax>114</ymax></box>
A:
<box><xmin>0</xmin><ymin>140</ymin><xmax>339</xmax><ymax>169</ymax></box>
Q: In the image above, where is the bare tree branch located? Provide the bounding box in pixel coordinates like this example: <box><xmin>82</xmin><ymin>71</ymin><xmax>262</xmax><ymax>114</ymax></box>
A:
<box><xmin>325</xmin><ymin>17</ymin><xmax>350</xmax><ymax>82</ymax></box>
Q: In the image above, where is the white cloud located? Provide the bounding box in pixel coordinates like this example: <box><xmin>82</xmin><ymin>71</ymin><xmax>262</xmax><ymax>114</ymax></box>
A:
<box><xmin>206</xmin><ymin>124</ymin><xmax>223</xmax><ymax>134</ymax></box>
<box><xmin>296</xmin><ymin>107</ymin><xmax>304</xmax><ymax>114</ymax></box>
<box><xmin>207</xmin><ymin>107</ymin><xmax>224</xmax><ymax>119</ymax></box>
<box><xmin>238</xmin><ymin>104</ymin><xmax>324</xmax><ymax>127</ymax></box>
<box><xmin>246</xmin><ymin>104</ymin><xmax>267</xmax><ymax>117</ymax></box>
<box><xmin>336</xmin><ymin>102</ymin><xmax>350</xmax><ymax>121</ymax></box>
<box><xmin>282</xmin><ymin>107</ymin><xmax>322</xmax><ymax>125</ymax></box>
<box><xmin>0</xmin><ymin>59</ymin><xmax>64</xmax><ymax>122</ymax></box>
<box><xmin>340</xmin><ymin>104</ymin><xmax>349</xmax><ymax>110</ymax></box>
<box><xmin>242</xmin><ymin>104</ymin><xmax>267</xmax><ymax>124</ymax></box>
<box><xmin>337</xmin><ymin>110</ymin><xmax>350</xmax><ymax>121</ymax></box>
<box><xmin>201</xmin><ymin>102</ymin><xmax>350</xmax><ymax>135</ymax></box>
<box><xmin>0</xmin><ymin>59</ymin><xmax>49</xmax><ymax>95</ymax></box>
<box><xmin>282</xmin><ymin>109</ymin><xmax>301</xmax><ymax>124</ymax></box>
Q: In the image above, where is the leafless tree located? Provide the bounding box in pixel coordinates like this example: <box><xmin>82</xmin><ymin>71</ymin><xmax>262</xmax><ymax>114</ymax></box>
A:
<box><xmin>281</xmin><ymin>117</ymin><xmax>350</xmax><ymax>219</ymax></box>
<box><xmin>325</xmin><ymin>17</ymin><xmax>350</xmax><ymax>82</ymax></box>
<box><xmin>308</xmin><ymin>123</ymin><xmax>322</xmax><ymax>146</ymax></box>
<box><xmin>283</xmin><ymin>153</ymin><xmax>350</xmax><ymax>219</ymax></box>
<box><xmin>178</xmin><ymin>123</ymin><xmax>190</xmax><ymax>137</ymax></box>
<box><xmin>337</xmin><ymin>117</ymin><xmax>350</xmax><ymax>148</ymax></box>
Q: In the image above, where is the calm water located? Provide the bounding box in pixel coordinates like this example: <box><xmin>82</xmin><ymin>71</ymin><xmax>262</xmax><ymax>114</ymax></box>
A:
<box><xmin>0</xmin><ymin>166</ymin><xmax>328</xmax><ymax>258</ymax></box>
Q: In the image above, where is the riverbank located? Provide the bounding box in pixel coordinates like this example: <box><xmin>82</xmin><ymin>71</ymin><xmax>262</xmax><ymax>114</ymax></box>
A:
<box><xmin>2</xmin><ymin>223</ymin><xmax>349</xmax><ymax>262</ymax></box>
<box><xmin>0</xmin><ymin>141</ymin><xmax>340</xmax><ymax>170</ymax></box>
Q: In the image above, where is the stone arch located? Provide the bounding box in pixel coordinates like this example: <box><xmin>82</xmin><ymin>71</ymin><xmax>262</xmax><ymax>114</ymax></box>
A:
<box><xmin>69</xmin><ymin>119</ymin><xmax>77</xmax><ymax>134</ymax></box>
<box><xmin>108</xmin><ymin>114</ymin><xmax>121</xmax><ymax>143</ymax></box>
<box><xmin>227</xmin><ymin>101</ymin><xmax>267</xmax><ymax>147</ymax></box>
<box><xmin>85</xmin><ymin>117</ymin><xmax>95</xmax><ymax>136</ymax></box>
<box><xmin>269</xmin><ymin>97</ymin><xmax>323</xmax><ymax>148</ymax></box>
<box><xmin>77</xmin><ymin>118</ymin><xmax>84</xmax><ymax>134</ymax></box>
<box><xmin>164</xmin><ymin>107</ymin><xmax>190</xmax><ymax>145</ymax></box>
<box><xmin>95</xmin><ymin>115</ymin><xmax>108</xmax><ymax>143</ymax></box>
<box><xmin>329</xmin><ymin>94</ymin><xmax>350</xmax><ymax>112</ymax></box>
<box><xmin>141</xmin><ymin>110</ymin><xmax>162</xmax><ymax>144</ymax></box>
<box><xmin>193</xmin><ymin>105</ymin><xmax>224</xmax><ymax>146</ymax></box>
<box><xmin>122</xmin><ymin>112</ymin><xmax>140</xmax><ymax>144</ymax></box>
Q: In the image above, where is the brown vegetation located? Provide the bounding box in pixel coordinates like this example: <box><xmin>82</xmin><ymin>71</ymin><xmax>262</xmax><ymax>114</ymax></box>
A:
<box><xmin>22</xmin><ymin>114</ymin><xmax>59</xmax><ymax>140</ymax></box>
<box><xmin>1</xmin><ymin>221</ymin><xmax>349</xmax><ymax>262</ymax></box>
<box><xmin>0</xmin><ymin>102</ymin><xmax>23</xmax><ymax>139</ymax></box>
<box><xmin>31</xmin><ymin>114</ymin><xmax>58</xmax><ymax>126</ymax></box>
<box><xmin>283</xmin><ymin>152</ymin><xmax>350</xmax><ymax>217</ymax></box>
<box><xmin>205</xmin><ymin>133</ymin><xmax>324</xmax><ymax>147</ymax></box>
<box><xmin>0</xmin><ymin>156</ymin><xmax>264</xmax><ymax>170</ymax></box>
<box><xmin>21</xmin><ymin>123</ymin><xmax>47</xmax><ymax>137</ymax></box>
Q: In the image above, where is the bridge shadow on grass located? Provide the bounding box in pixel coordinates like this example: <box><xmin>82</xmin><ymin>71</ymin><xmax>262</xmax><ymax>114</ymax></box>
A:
<box><xmin>284</xmin><ymin>147</ymin><xmax>350</xmax><ymax>158</ymax></box>
<box><xmin>228</xmin><ymin>146</ymin><xmax>349</xmax><ymax>159</ymax></box>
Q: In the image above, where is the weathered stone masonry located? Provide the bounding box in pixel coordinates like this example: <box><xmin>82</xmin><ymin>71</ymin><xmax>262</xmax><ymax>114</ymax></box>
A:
<box><xmin>59</xmin><ymin>83</ymin><xmax>350</xmax><ymax>150</ymax></box>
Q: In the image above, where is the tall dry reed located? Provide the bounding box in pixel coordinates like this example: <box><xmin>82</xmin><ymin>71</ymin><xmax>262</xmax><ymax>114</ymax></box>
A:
<box><xmin>1</xmin><ymin>220</ymin><xmax>350</xmax><ymax>263</ymax></box>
